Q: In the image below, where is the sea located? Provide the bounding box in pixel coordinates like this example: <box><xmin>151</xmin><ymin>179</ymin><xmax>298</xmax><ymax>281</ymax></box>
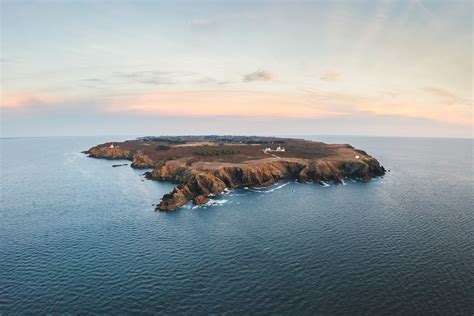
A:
<box><xmin>1</xmin><ymin>136</ymin><xmax>473</xmax><ymax>314</ymax></box>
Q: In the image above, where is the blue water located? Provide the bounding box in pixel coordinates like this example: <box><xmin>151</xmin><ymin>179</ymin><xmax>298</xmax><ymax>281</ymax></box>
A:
<box><xmin>1</xmin><ymin>136</ymin><xmax>473</xmax><ymax>314</ymax></box>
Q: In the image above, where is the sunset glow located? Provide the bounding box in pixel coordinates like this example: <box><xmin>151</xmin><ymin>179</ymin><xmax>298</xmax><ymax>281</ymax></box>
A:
<box><xmin>1</xmin><ymin>0</ymin><xmax>472</xmax><ymax>137</ymax></box>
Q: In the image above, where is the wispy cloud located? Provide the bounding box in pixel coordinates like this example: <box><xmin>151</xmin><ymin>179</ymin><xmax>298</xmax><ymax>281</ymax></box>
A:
<box><xmin>0</xmin><ymin>58</ymin><xmax>14</xmax><ymax>64</ymax></box>
<box><xmin>1</xmin><ymin>94</ymin><xmax>63</xmax><ymax>109</ymax></box>
<box><xmin>194</xmin><ymin>77</ymin><xmax>232</xmax><ymax>85</ymax></box>
<box><xmin>113</xmin><ymin>70</ymin><xmax>190</xmax><ymax>85</ymax></box>
<box><xmin>243</xmin><ymin>70</ymin><xmax>274</xmax><ymax>82</ymax></box>
<box><xmin>191</xmin><ymin>18</ymin><xmax>217</xmax><ymax>26</ymax></box>
<box><xmin>320</xmin><ymin>70</ymin><xmax>343</xmax><ymax>82</ymax></box>
<box><xmin>106</xmin><ymin>91</ymin><xmax>335</xmax><ymax>118</ymax></box>
<box><xmin>191</xmin><ymin>11</ymin><xmax>256</xmax><ymax>27</ymax></box>
<box><xmin>77</xmin><ymin>70</ymin><xmax>197</xmax><ymax>87</ymax></box>
<box><xmin>422</xmin><ymin>86</ymin><xmax>470</xmax><ymax>106</ymax></box>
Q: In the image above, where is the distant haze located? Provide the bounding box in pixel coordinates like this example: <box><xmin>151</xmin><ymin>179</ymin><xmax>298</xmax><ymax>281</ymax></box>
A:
<box><xmin>1</xmin><ymin>0</ymin><xmax>472</xmax><ymax>138</ymax></box>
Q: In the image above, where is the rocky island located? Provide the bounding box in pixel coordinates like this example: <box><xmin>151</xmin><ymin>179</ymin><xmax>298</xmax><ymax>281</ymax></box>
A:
<box><xmin>84</xmin><ymin>136</ymin><xmax>386</xmax><ymax>211</ymax></box>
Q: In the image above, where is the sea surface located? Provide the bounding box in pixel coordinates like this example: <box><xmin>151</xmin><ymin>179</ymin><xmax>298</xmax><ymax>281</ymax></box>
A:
<box><xmin>0</xmin><ymin>136</ymin><xmax>473</xmax><ymax>314</ymax></box>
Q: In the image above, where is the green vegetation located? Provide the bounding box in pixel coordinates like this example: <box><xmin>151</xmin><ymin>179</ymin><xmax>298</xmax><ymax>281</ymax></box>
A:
<box><xmin>194</xmin><ymin>148</ymin><xmax>240</xmax><ymax>156</ymax></box>
<box><xmin>156</xmin><ymin>145</ymin><xmax>171</xmax><ymax>151</ymax></box>
<box><xmin>138</xmin><ymin>135</ymin><xmax>295</xmax><ymax>144</ymax></box>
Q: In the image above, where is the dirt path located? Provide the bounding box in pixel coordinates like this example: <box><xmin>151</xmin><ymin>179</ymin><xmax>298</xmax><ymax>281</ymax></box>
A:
<box><xmin>263</xmin><ymin>150</ymin><xmax>281</xmax><ymax>159</ymax></box>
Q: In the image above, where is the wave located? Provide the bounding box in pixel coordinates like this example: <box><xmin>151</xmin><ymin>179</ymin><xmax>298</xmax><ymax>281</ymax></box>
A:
<box><xmin>191</xmin><ymin>199</ymin><xmax>229</xmax><ymax>209</ymax></box>
<box><xmin>247</xmin><ymin>182</ymin><xmax>290</xmax><ymax>193</ymax></box>
<box><xmin>205</xmin><ymin>199</ymin><xmax>228</xmax><ymax>207</ymax></box>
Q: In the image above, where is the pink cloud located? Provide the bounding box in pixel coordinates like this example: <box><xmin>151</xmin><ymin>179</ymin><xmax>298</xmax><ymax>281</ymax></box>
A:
<box><xmin>3</xmin><ymin>89</ymin><xmax>471</xmax><ymax>127</ymax></box>
<box><xmin>0</xmin><ymin>93</ymin><xmax>62</xmax><ymax>109</ymax></box>
<box><xmin>320</xmin><ymin>70</ymin><xmax>344</xmax><ymax>82</ymax></box>
<box><xmin>106</xmin><ymin>90</ymin><xmax>337</xmax><ymax>118</ymax></box>
<box><xmin>422</xmin><ymin>87</ymin><xmax>469</xmax><ymax>106</ymax></box>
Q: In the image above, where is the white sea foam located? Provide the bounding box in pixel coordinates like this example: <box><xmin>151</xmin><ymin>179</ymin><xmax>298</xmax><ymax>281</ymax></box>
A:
<box><xmin>264</xmin><ymin>182</ymin><xmax>290</xmax><ymax>193</ymax></box>
<box><xmin>320</xmin><ymin>181</ymin><xmax>330</xmax><ymax>187</ymax></box>
<box><xmin>205</xmin><ymin>199</ymin><xmax>228</xmax><ymax>207</ymax></box>
<box><xmin>247</xmin><ymin>182</ymin><xmax>290</xmax><ymax>193</ymax></box>
<box><xmin>228</xmin><ymin>192</ymin><xmax>248</xmax><ymax>197</ymax></box>
<box><xmin>190</xmin><ymin>198</ymin><xmax>229</xmax><ymax>209</ymax></box>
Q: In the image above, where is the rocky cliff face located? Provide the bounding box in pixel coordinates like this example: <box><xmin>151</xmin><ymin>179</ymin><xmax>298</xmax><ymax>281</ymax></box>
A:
<box><xmin>146</xmin><ymin>157</ymin><xmax>385</xmax><ymax>211</ymax></box>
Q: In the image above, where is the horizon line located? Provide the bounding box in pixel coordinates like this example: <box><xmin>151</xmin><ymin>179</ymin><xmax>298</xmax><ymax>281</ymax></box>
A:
<box><xmin>1</xmin><ymin>134</ymin><xmax>472</xmax><ymax>140</ymax></box>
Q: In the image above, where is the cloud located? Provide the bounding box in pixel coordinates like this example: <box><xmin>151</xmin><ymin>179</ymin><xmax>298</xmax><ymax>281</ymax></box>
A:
<box><xmin>243</xmin><ymin>70</ymin><xmax>274</xmax><ymax>82</ymax></box>
<box><xmin>0</xmin><ymin>94</ymin><xmax>63</xmax><ymax>109</ymax></box>
<box><xmin>113</xmin><ymin>71</ymin><xmax>231</xmax><ymax>86</ymax></box>
<box><xmin>191</xmin><ymin>18</ymin><xmax>217</xmax><ymax>26</ymax></box>
<box><xmin>103</xmin><ymin>89</ymin><xmax>472</xmax><ymax>126</ymax></box>
<box><xmin>106</xmin><ymin>90</ymin><xmax>338</xmax><ymax>118</ymax></box>
<box><xmin>194</xmin><ymin>77</ymin><xmax>232</xmax><ymax>85</ymax></box>
<box><xmin>320</xmin><ymin>70</ymin><xmax>344</xmax><ymax>81</ymax></box>
<box><xmin>83</xmin><ymin>78</ymin><xmax>105</xmax><ymax>83</ymax></box>
<box><xmin>92</xmin><ymin>70</ymin><xmax>197</xmax><ymax>86</ymax></box>
<box><xmin>113</xmin><ymin>70</ymin><xmax>181</xmax><ymax>85</ymax></box>
<box><xmin>4</xmin><ymin>87</ymin><xmax>471</xmax><ymax>129</ymax></box>
<box><xmin>191</xmin><ymin>12</ymin><xmax>254</xmax><ymax>27</ymax></box>
<box><xmin>422</xmin><ymin>86</ymin><xmax>470</xmax><ymax>106</ymax></box>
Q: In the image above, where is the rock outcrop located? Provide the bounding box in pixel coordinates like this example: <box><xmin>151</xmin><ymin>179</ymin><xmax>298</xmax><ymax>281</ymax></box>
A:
<box><xmin>193</xmin><ymin>195</ymin><xmax>209</xmax><ymax>206</ymax></box>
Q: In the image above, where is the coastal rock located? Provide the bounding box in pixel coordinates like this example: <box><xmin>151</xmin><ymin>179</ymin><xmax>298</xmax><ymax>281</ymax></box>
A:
<box><xmin>130</xmin><ymin>151</ymin><xmax>155</xmax><ymax>168</ymax></box>
<box><xmin>157</xmin><ymin>184</ymin><xmax>193</xmax><ymax>211</ymax></box>
<box><xmin>112</xmin><ymin>163</ymin><xmax>128</xmax><ymax>167</ymax></box>
<box><xmin>86</xmin><ymin>146</ymin><xmax>132</xmax><ymax>160</ymax></box>
<box><xmin>193</xmin><ymin>195</ymin><xmax>209</xmax><ymax>205</ymax></box>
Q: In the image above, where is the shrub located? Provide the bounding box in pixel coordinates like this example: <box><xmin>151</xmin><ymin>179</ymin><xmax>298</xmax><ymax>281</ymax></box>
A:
<box><xmin>194</xmin><ymin>148</ymin><xmax>240</xmax><ymax>156</ymax></box>
<box><xmin>156</xmin><ymin>145</ymin><xmax>171</xmax><ymax>151</ymax></box>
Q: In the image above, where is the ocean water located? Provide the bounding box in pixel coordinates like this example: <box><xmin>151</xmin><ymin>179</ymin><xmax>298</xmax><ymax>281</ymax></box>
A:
<box><xmin>0</xmin><ymin>136</ymin><xmax>473</xmax><ymax>314</ymax></box>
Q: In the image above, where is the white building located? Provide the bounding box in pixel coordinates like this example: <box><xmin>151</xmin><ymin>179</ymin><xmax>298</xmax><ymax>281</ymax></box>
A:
<box><xmin>109</xmin><ymin>144</ymin><xmax>115</xmax><ymax>149</ymax></box>
<box><xmin>264</xmin><ymin>146</ymin><xmax>286</xmax><ymax>153</ymax></box>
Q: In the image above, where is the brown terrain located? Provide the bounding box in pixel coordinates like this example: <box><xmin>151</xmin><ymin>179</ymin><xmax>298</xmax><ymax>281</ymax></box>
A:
<box><xmin>84</xmin><ymin>136</ymin><xmax>386</xmax><ymax>211</ymax></box>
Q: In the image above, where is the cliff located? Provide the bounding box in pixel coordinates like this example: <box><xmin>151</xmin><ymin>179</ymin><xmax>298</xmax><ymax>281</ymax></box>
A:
<box><xmin>84</xmin><ymin>136</ymin><xmax>385</xmax><ymax>211</ymax></box>
<box><xmin>145</xmin><ymin>158</ymin><xmax>384</xmax><ymax>211</ymax></box>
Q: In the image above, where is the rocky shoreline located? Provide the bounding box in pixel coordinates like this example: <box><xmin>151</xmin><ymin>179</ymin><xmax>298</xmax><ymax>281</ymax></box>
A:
<box><xmin>84</xmin><ymin>136</ymin><xmax>385</xmax><ymax>211</ymax></box>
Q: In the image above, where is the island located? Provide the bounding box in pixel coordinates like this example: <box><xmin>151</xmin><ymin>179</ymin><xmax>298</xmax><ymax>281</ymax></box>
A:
<box><xmin>84</xmin><ymin>136</ymin><xmax>386</xmax><ymax>211</ymax></box>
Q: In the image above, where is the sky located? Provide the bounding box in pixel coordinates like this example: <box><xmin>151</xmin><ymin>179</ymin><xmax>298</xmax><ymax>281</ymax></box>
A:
<box><xmin>1</xmin><ymin>0</ymin><xmax>472</xmax><ymax>138</ymax></box>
